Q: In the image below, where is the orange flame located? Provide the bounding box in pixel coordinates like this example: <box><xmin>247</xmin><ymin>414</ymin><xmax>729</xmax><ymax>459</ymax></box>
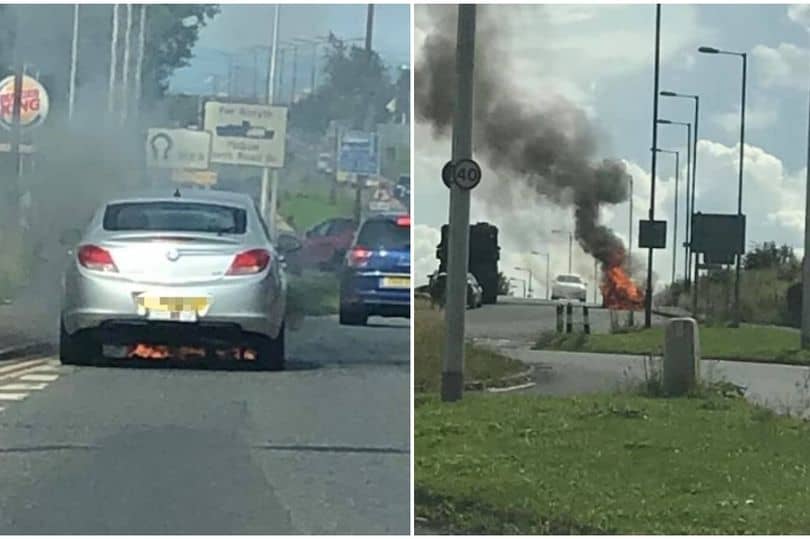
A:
<box><xmin>600</xmin><ymin>265</ymin><xmax>644</xmax><ymax>310</ymax></box>
<box><xmin>127</xmin><ymin>344</ymin><xmax>256</xmax><ymax>361</ymax></box>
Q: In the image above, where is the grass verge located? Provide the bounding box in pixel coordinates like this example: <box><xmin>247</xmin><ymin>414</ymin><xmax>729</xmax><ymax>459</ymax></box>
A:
<box><xmin>286</xmin><ymin>271</ymin><xmax>339</xmax><ymax>326</ymax></box>
<box><xmin>535</xmin><ymin>324</ymin><xmax>810</xmax><ymax>365</ymax></box>
<box><xmin>415</xmin><ymin>299</ymin><xmax>526</xmax><ymax>394</ymax></box>
<box><xmin>415</xmin><ymin>389</ymin><xmax>810</xmax><ymax>534</ymax></box>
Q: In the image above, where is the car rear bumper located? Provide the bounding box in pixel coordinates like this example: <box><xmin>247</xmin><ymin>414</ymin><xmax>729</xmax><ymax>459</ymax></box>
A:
<box><xmin>62</xmin><ymin>268</ymin><xmax>284</xmax><ymax>338</ymax></box>
<box><xmin>341</xmin><ymin>269</ymin><xmax>410</xmax><ymax>317</ymax></box>
<box><xmin>552</xmin><ymin>287</ymin><xmax>587</xmax><ymax>300</ymax></box>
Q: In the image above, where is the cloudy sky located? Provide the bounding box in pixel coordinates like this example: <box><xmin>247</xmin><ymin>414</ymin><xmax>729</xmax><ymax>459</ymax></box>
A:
<box><xmin>414</xmin><ymin>4</ymin><xmax>810</xmax><ymax>300</ymax></box>
<box><xmin>171</xmin><ymin>4</ymin><xmax>410</xmax><ymax>96</ymax></box>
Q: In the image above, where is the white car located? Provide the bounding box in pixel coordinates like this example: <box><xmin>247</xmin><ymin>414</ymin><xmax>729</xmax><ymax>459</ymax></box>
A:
<box><xmin>551</xmin><ymin>274</ymin><xmax>587</xmax><ymax>302</ymax></box>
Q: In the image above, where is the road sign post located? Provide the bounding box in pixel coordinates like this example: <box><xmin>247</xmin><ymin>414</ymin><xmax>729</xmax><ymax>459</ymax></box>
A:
<box><xmin>442</xmin><ymin>4</ymin><xmax>477</xmax><ymax>403</ymax></box>
<box><xmin>145</xmin><ymin>128</ymin><xmax>211</xmax><ymax>170</ymax></box>
<box><xmin>203</xmin><ymin>101</ymin><xmax>287</xmax><ymax>237</ymax></box>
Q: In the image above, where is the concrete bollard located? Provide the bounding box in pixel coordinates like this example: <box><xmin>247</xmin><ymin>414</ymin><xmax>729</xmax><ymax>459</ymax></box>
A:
<box><xmin>556</xmin><ymin>304</ymin><xmax>564</xmax><ymax>333</ymax></box>
<box><xmin>565</xmin><ymin>303</ymin><xmax>573</xmax><ymax>334</ymax></box>
<box><xmin>663</xmin><ymin>317</ymin><xmax>701</xmax><ymax>396</ymax></box>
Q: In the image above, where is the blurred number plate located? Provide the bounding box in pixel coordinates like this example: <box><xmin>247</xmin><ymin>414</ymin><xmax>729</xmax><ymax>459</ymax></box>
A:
<box><xmin>138</xmin><ymin>296</ymin><xmax>209</xmax><ymax>322</ymax></box>
<box><xmin>381</xmin><ymin>277</ymin><xmax>409</xmax><ymax>289</ymax></box>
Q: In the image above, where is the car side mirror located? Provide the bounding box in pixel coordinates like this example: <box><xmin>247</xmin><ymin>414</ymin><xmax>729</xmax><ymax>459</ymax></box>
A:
<box><xmin>59</xmin><ymin>228</ymin><xmax>81</xmax><ymax>246</ymax></box>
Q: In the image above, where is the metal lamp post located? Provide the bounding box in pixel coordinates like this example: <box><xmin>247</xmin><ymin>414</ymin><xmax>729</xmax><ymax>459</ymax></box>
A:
<box><xmin>698</xmin><ymin>45</ymin><xmax>747</xmax><ymax>327</ymax></box>
<box><xmin>660</xmin><ymin>90</ymin><xmax>700</xmax><ymax>287</ymax></box>
<box><xmin>531</xmin><ymin>251</ymin><xmax>551</xmax><ymax>300</ymax></box>
<box><xmin>657</xmin><ymin>118</ymin><xmax>691</xmax><ymax>283</ymax></box>
<box><xmin>653</xmin><ymin>148</ymin><xmax>680</xmax><ymax>285</ymax></box>
<box><xmin>515</xmin><ymin>266</ymin><xmax>533</xmax><ymax>298</ymax></box>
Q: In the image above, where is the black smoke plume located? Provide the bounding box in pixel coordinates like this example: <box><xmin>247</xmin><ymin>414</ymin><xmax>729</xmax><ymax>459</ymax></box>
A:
<box><xmin>415</xmin><ymin>5</ymin><xmax>634</xmax><ymax>270</ymax></box>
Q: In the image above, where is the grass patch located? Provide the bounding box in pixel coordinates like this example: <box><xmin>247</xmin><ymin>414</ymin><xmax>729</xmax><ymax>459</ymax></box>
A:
<box><xmin>279</xmin><ymin>182</ymin><xmax>354</xmax><ymax>232</ymax></box>
<box><xmin>415</xmin><ymin>299</ymin><xmax>526</xmax><ymax>393</ymax></box>
<box><xmin>535</xmin><ymin>324</ymin><xmax>810</xmax><ymax>365</ymax></box>
<box><xmin>286</xmin><ymin>271</ymin><xmax>339</xmax><ymax>322</ymax></box>
<box><xmin>416</xmin><ymin>390</ymin><xmax>810</xmax><ymax>534</ymax></box>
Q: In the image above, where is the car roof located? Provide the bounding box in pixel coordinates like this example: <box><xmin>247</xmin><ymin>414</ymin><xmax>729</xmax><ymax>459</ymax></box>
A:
<box><xmin>362</xmin><ymin>211</ymin><xmax>408</xmax><ymax>222</ymax></box>
<box><xmin>104</xmin><ymin>188</ymin><xmax>254</xmax><ymax>209</ymax></box>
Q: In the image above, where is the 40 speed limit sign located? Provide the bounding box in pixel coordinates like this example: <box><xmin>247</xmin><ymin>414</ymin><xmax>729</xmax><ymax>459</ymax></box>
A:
<box><xmin>441</xmin><ymin>158</ymin><xmax>482</xmax><ymax>190</ymax></box>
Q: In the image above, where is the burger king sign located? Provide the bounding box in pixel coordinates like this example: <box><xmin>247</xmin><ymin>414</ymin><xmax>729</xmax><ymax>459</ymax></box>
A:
<box><xmin>0</xmin><ymin>75</ymin><xmax>49</xmax><ymax>130</ymax></box>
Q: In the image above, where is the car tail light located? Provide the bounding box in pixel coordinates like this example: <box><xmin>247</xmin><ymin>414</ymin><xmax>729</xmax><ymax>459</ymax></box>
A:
<box><xmin>347</xmin><ymin>246</ymin><xmax>373</xmax><ymax>268</ymax></box>
<box><xmin>396</xmin><ymin>215</ymin><xmax>410</xmax><ymax>227</ymax></box>
<box><xmin>227</xmin><ymin>249</ymin><xmax>271</xmax><ymax>275</ymax></box>
<box><xmin>77</xmin><ymin>245</ymin><xmax>118</xmax><ymax>273</ymax></box>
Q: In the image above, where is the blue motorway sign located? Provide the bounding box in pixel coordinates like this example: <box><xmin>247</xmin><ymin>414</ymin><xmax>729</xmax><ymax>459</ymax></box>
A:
<box><xmin>337</xmin><ymin>131</ymin><xmax>379</xmax><ymax>178</ymax></box>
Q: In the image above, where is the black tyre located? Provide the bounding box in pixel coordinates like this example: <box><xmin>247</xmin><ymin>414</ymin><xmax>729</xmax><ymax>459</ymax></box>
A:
<box><xmin>256</xmin><ymin>322</ymin><xmax>285</xmax><ymax>371</ymax></box>
<box><xmin>339</xmin><ymin>304</ymin><xmax>368</xmax><ymax>326</ymax></box>
<box><xmin>59</xmin><ymin>321</ymin><xmax>98</xmax><ymax>366</ymax></box>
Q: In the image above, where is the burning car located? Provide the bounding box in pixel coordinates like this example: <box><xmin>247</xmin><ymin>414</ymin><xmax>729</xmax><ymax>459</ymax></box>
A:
<box><xmin>58</xmin><ymin>189</ymin><xmax>300</xmax><ymax>369</ymax></box>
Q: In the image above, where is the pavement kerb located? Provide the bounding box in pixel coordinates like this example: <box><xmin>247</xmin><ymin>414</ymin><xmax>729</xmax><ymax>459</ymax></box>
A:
<box><xmin>464</xmin><ymin>365</ymin><xmax>535</xmax><ymax>391</ymax></box>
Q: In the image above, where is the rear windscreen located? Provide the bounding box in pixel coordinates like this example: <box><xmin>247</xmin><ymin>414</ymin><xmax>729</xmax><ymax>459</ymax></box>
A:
<box><xmin>356</xmin><ymin>220</ymin><xmax>410</xmax><ymax>250</ymax></box>
<box><xmin>103</xmin><ymin>202</ymin><xmax>247</xmax><ymax>234</ymax></box>
<box><xmin>558</xmin><ymin>276</ymin><xmax>581</xmax><ymax>283</ymax></box>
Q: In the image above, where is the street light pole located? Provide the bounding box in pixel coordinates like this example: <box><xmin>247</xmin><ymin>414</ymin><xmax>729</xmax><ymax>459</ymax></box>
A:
<box><xmin>515</xmin><ymin>267</ymin><xmax>533</xmax><ymax>298</ymax></box>
<box><xmin>657</xmin><ymin>119</ymin><xmax>691</xmax><ymax>283</ymax></box>
<box><xmin>263</xmin><ymin>4</ymin><xmax>281</xmax><ymax>237</ymax></box>
<box><xmin>133</xmin><ymin>4</ymin><xmax>146</xmax><ymax>111</ymax></box>
<box><xmin>628</xmin><ymin>175</ymin><xmax>633</xmax><ymax>275</ymax></box>
<box><xmin>108</xmin><ymin>4</ymin><xmax>119</xmax><ymax>116</ymax></box>
<box><xmin>654</xmin><ymin>148</ymin><xmax>679</xmax><ymax>285</ymax></box>
<box><xmin>645</xmin><ymin>4</ymin><xmax>662</xmax><ymax>329</ymax></box>
<box><xmin>68</xmin><ymin>4</ymin><xmax>79</xmax><ymax>122</ymax></box>
<box><xmin>698</xmin><ymin>45</ymin><xmax>747</xmax><ymax>327</ymax></box>
<box><xmin>441</xmin><ymin>4</ymin><xmax>476</xmax><ymax>403</ymax></box>
<box><xmin>532</xmin><ymin>251</ymin><xmax>551</xmax><ymax>300</ymax></box>
<box><xmin>802</xmin><ymin>86</ymin><xmax>810</xmax><ymax>348</ymax></box>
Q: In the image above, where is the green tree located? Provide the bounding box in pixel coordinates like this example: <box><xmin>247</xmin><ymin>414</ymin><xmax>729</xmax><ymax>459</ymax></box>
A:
<box><xmin>290</xmin><ymin>34</ymin><xmax>397</xmax><ymax>134</ymax></box>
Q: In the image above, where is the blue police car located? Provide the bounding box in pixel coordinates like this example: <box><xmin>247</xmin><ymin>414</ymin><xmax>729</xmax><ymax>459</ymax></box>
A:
<box><xmin>339</xmin><ymin>213</ymin><xmax>410</xmax><ymax>326</ymax></box>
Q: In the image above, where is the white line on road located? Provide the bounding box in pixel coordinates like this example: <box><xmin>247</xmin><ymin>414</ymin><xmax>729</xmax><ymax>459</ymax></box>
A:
<box><xmin>0</xmin><ymin>383</ymin><xmax>48</xmax><ymax>391</ymax></box>
<box><xmin>19</xmin><ymin>373</ymin><xmax>59</xmax><ymax>382</ymax></box>
<box><xmin>0</xmin><ymin>393</ymin><xmax>28</xmax><ymax>401</ymax></box>
<box><xmin>0</xmin><ymin>358</ymin><xmax>47</xmax><ymax>376</ymax></box>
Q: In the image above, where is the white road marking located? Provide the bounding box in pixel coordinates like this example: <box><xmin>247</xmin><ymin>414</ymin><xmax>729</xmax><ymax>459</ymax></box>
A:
<box><xmin>19</xmin><ymin>373</ymin><xmax>59</xmax><ymax>382</ymax></box>
<box><xmin>1</xmin><ymin>383</ymin><xmax>48</xmax><ymax>391</ymax></box>
<box><xmin>0</xmin><ymin>358</ymin><xmax>48</xmax><ymax>376</ymax></box>
<box><xmin>28</xmin><ymin>364</ymin><xmax>60</xmax><ymax>373</ymax></box>
<box><xmin>0</xmin><ymin>393</ymin><xmax>28</xmax><ymax>401</ymax></box>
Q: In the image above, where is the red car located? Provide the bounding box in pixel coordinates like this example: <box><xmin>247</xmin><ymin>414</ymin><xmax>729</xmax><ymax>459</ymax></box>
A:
<box><xmin>300</xmin><ymin>217</ymin><xmax>357</xmax><ymax>271</ymax></box>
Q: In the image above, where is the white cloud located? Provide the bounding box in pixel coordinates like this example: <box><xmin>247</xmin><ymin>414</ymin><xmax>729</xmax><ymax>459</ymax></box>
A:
<box><xmin>712</xmin><ymin>103</ymin><xmax>779</xmax><ymax>135</ymax></box>
<box><xmin>413</xmin><ymin>224</ymin><xmax>440</xmax><ymax>286</ymax></box>
<box><xmin>752</xmin><ymin>43</ymin><xmax>810</xmax><ymax>90</ymax></box>
<box><xmin>788</xmin><ymin>4</ymin><xmax>810</xmax><ymax>32</ymax></box>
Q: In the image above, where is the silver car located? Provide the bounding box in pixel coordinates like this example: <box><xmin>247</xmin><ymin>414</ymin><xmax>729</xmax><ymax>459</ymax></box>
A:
<box><xmin>551</xmin><ymin>273</ymin><xmax>588</xmax><ymax>302</ymax></box>
<box><xmin>59</xmin><ymin>189</ymin><xmax>300</xmax><ymax>370</ymax></box>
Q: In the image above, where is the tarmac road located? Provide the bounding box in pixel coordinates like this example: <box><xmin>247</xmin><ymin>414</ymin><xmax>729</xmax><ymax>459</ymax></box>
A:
<box><xmin>465</xmin><ymin>296</ymin><xmax>664</xmax><ymax>345</ymax></box>
<box><xmin>0</xmin><ymin>315</ymin><xmax>410</xmax><ymax>534</ymax></box>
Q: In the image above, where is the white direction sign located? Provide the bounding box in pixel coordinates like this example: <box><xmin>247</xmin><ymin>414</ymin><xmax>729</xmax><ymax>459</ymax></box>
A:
<box><xmin>146</xmin><ymin>128</ymin><xmax>211</xmax><ymax>170</ymax></box>
<box><xmin>203</xmin><ymin>101</ymin><xmax>287</xmax><ymax>168</ymax></box>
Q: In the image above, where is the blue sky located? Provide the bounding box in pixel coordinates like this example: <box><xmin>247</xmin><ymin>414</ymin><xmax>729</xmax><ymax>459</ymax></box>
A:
<box><xmin>413</xmin><ymin>4</ymin><xmax>810</xmax><ymax>295</ymax></box>
<box><xmin>170</xmin><ymin>4</ymin><xmax>410</xmax><ymax>96</ymax></box>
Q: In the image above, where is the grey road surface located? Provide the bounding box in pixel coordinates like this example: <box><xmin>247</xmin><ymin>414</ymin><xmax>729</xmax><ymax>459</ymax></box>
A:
<box><xmin>465</xmin><ymin>296</ymin><xmax>663</xmax><ymax>345</ymax></box>
<box><xmin>505</xmin><ymin>349</ymin><xmax>810</xmax><ymax>417</ymax></box>
<box><xmin>0</xmin><ymin>315</ymin><xmax>410</xmax><ymax>534</ymax></box>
